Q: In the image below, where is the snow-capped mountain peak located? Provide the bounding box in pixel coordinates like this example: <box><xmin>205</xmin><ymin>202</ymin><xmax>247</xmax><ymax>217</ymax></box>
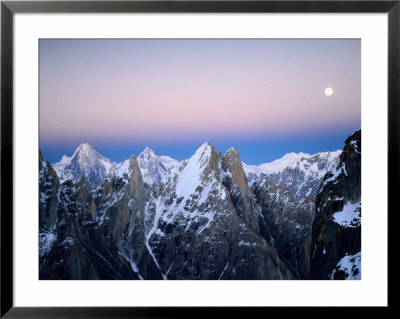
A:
<box><xmin>191</xmin><ymin>142</ymin><xmax>212</xmax><ymax>166</ymax></box>
<box><xmin>145</xmin><ymin>142</ymin><xmax>229</xmax><ymax>260</ymax></box>
<box><xmin>137</xmin><ymin>147</ymin><xmax>180</xmax><ymax>187</ymax></box>
<box><xmin>138</xmin><ymin>147</ymin><xmax>156</xmax><ymax>160</ymax></box>
<box><xmin>67</xmin><ymin>143</ymin><xmax>99</xmax><ymax>164</ymax></box>
<box><xmin>74</xmin><ymin>142</ymin><xmax>94</xmax><ymax>153</ymax></box>
<box><xmin>143</xmin><ymin>142</ymin><xmax>292</xmax><ymax>279</ymax></box>
<box><xmin>53</xmin><ymin>144</ymin><xmax>180</xmax><ymax>189</ymax></box>
<box><xmin>170</xmin><ymin>142</ymin><xmax>218</xmax><ymax>199</ymax></box>
<box><xmin>52</xmin><ymin>143</ymin><xmax>116</xmax><ymax>187</ymax></box>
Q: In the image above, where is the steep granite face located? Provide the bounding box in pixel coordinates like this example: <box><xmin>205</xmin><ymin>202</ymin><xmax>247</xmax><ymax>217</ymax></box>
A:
<box><xmin>252</xmin><ymin>177</ymin><xmax>315</xmax><ymax>279</ymax></box>
<box><xmin>39</xmin><ymin>175</ymin><xmax>140</xmax><ymax>280</ymax></box>
<box><xmin>94</xmin><ymin>155</ymin><xmax>163</xmax><ymax>279</ymax></box>
<box><xmin>310</xmin><ymin>130</ymin><xmax>361</xmax><ymax>279</ymax></box>
<box><xmin>221</xmin><ymin>147</ymin><xmax>261</xmax><ymax>232</ymax></box>
<box><xmin>39</xmin><ymin>150</ymin><xmax>60</xmax><ymax>230</ymax></box>
<box><xmin>222</xmin><ymin>147</ymin><xmax>252</xmax><ymax>196</ymax></box>
<box><xmin>40</xmin><ymin>152</ymin><xmax>162</xmax><ymax>280</ymax></box>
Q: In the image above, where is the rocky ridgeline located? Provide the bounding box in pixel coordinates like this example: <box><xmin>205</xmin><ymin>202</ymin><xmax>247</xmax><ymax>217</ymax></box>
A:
<box><xmin>40</xmin><ymin>151</ymin><xmax>161</xmax><ymax>279</ymax></box>
<box><xmin>142</xmin><ymin>143</ymin><xmax>293</xmax><ymax>279</ymax></box>
<box><xmin>40</xmin><ymin>144</ymin><xmax>296</xmax><ymax>279</ymax></box>
<box><xmin>52</xmin><ymin>144</ymin><xmax>179</xmax><ymax>189</ymax></box>
<box><xmin>310</xmin><ymin>130</ymin><xmax>361</xmax><ymax>279</ymax></box>
<box><xmin>40</xmin><ymin>130</ymin><xmax>361</xmax><ymax>280</ymax></box>
<box><xmin>243</xmin><ymin>150</ymin><xmax>341</xmax><ymax>199</ymax></box>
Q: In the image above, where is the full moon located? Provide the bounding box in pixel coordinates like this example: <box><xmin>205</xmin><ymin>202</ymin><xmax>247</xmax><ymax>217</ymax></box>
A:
<box><xmin>325</xmin><ymin>87</ymin><xmax>334</xmax><ymax>96</ymax></box>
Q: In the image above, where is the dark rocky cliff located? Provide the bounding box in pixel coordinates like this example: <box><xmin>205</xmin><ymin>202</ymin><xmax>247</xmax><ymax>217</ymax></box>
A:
<box><xmin>252</xmin><ymin>177</ymin><xmax>315</xmax><ymax>279</ymax></box>
<box><xmin>310</xmin><ymin>130</ymin><xmax>361</xmax><ymax>279</ymax></box>
<box><xmin>39</xmin><ymin>152</ymin><xmax>161</xmax><ymax>279</ymax></box>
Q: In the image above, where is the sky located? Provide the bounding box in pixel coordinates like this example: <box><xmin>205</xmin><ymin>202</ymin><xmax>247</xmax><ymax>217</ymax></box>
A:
<box><xmin>39</xmin><ymin>39</ymin><xmax>361</xmax><ymax>164</ymax></box>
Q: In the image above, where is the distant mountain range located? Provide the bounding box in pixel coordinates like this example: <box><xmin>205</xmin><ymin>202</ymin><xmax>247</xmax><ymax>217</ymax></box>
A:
<box><xmin>40</xmin><ymin>131</ymin><xmax>360</xmax><ymax>280</ymax></box>
<box><xmin>242</xmin><ymin>150</ymin><xmax>341</xmax><ymax>199</ymax></box>
<box><xmin>52</xmin><ymin>143</ymin><xmax>116</xmax><ymax>187</ymax></box>
<box><xmin>52</xmin><ymin>144</ymin><xmax>179</xmax><ymax>188</ymax></box>
<box><xmin>52</xmin><ymin>144</ymin><xmax>341</xmax><ymax>200</ymax></box>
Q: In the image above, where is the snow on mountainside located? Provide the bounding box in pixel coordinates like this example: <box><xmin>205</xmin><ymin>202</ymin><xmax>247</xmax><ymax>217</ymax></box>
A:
<box><xmin>329</xmin><ymin>251</ymin><xmax>361</xmax><ymax>280</ymax></box>
<box><xmin>40</xmin><ymin>142</ymin><xmax>296</xmax><ymax>279</ymax></box>
<box><xmin>137</xmin><ymin>147</ymin><xmax>180</xmax><ymax>186</ymax></box>
<box><xmin>143</xmin><ymin>142</ymin><xmax>294</xmax><ymax>279</ymax></box>
<box><xmin>145</xmin><ymin>143</ymin><xmax>228</xmax><ymax>242</ymax></box>
<box><xmin>243</xmin><ymin>151</ymin><xmax>341</xmax><ymax>199</ymax></box>
<box><xmin>52</xmin><ymin>143</ymin><xmax>116</xmax><ymax>187</ymax></box>
<box><xmin>53</xmin><ymin>145</ymin><xmax>179</xmax><ymax>188</ymax></box>
<box><xmin>310</xmin><ymin>129</ymin><xmax>361</xmax><ymax>280</ymax></box>
<box><xmin>40</xmin><ymin>131</ymin><xmax>360</xmax><ymax>280</ymax></box>
<box><xmin>53</xmin><ymin>144</ymin><xmax>340</xmax><ymax>198</ymax></box>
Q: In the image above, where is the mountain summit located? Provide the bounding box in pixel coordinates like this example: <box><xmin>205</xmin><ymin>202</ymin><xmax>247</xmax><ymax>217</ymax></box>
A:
<box><xmin>137</xmin><ymin>147</ymin><xmax>180</xmax><ymax>186</ymax></box>
<box><xmin>53</xmin><ymin>143</ymin><xmax>116</xmax><ymax>187</ymax></box>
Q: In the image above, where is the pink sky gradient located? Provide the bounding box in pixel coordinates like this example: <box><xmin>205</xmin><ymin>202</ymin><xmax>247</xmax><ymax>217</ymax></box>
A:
<box><xmin>40</xmin><ymin>39</ymin><xmax>360</xmax><ymax>145</ymax></box>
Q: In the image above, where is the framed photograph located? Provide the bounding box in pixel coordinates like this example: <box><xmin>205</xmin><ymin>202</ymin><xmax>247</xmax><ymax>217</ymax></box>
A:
<box><xmin>1</xmin><ymin>0</ymin><xmax>396</xmax><ymax>317</ymax></box>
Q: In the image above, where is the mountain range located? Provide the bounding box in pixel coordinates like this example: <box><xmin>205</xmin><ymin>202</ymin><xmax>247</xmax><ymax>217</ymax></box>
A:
<box><xmin>52</xmin><ymin>144</ymin><xmax>341</xmax><ymax>200</ymax></box>
<box><xmin>242</xmin><ymin>150</ymin><xmax>341</xmax><ymax>199</ymax></box>
<box><xmin>40</xmin><ymin>130</ymin><xmax>361</xmax><ymax>280</ymax></box>
<box><xmin>52</xmin><ymin>144</ymin><xmax>179</xmax><ymax>188</ymax></box>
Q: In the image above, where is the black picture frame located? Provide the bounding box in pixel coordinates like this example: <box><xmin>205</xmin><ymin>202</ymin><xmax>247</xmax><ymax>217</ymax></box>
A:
<box><xmin>1</xmin><ymin>0</ymin><xmax>396</xmax><ymax>317</ymax></box>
